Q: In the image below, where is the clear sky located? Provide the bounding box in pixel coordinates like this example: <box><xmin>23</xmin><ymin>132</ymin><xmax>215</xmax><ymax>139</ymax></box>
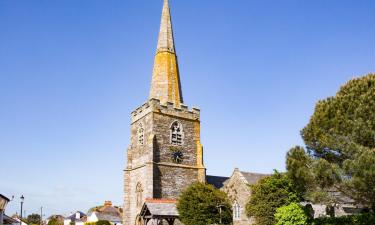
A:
<box><xmin>1</xmin><ymin>0</ymin><xmax>374</xmax><ymax>218</ymax></box>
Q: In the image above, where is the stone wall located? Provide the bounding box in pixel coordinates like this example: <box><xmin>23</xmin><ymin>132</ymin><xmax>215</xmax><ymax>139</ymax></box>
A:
<box><xmin>222</xmin><ymin>170</ymin><xmax>257</xmax><ymax>225</ymax></box>
<box><xmin>124</xmin><ymin>99</ymin><xmax>206</xmax><ymax>225</ymax></box>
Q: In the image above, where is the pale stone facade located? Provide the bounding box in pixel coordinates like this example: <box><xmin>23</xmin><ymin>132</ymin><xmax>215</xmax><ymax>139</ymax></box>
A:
<box><xmin>206</xmin><ymin>169</ymin><xmax>268</xmax><ymax>225</ymax></box>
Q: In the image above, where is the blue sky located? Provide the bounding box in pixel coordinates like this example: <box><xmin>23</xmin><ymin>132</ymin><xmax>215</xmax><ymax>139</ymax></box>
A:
<box><xmin>1</xmin><ymin>0</ymin><xmax>374</xmax><ymax>218</ymax></box>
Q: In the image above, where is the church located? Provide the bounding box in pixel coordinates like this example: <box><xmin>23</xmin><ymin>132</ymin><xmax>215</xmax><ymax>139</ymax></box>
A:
<box><xmin>123</xmin><ymin>1</ymin><xmax>266</xmax><ymax>225</ymax></box>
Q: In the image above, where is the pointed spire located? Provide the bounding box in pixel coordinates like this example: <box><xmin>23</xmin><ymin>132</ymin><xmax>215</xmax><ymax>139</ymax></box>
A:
<box><xmin>149</xmin><ymin>0</ymin><xmax>183</xmax><ymax>106</ymax></box>
<box><xmin>156</xmin><ymin>0</ymin><xmax>175</xmax><ymax>53</ymax></box>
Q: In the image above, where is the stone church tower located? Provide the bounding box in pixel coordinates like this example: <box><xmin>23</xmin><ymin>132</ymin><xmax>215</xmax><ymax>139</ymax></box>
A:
<box><xmin>123</xmin><ymin>0</ymin><xmax>206</xmax><ymax>224</ymax></box>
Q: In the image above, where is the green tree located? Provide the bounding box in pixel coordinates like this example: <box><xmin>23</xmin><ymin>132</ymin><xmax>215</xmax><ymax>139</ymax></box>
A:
<box><xmin>47</xmin><ymin>218</ymin><xmax>63</xmax><ymax>225</ymax></box>
<box><xmin>246</xmin><ymin>171</ymin><xmax>300</xmax><ymax>225</ymax></box>
<box><xmin>84</xmin><ymin>221</ymin><xmax>111</xmax><ymax>225</ymax></box>
<box><xmin>177</xmin><ymin>182</ymin><xmax>232</xmax><ymax>225</ymax></box>
<box><xmin>27</xmin><ymin>214</ymin><xmax>42</xmax><ymax>225</ymax></box>
<box><xmin>274</xmin><ymin>203</ymin><xmax>308</xmax><ymax>225</ymax></box>
<box><xmin>286</xmin><ymin>74</ymin><xmax>375</xmax><ymax>210</ymax></box>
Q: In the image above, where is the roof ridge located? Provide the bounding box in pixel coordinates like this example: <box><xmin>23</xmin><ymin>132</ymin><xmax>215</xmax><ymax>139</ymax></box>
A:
<box><xmin>145</xmin><ymin>198</ymin><xmax>177</xmax><ymax>203</ymax></box>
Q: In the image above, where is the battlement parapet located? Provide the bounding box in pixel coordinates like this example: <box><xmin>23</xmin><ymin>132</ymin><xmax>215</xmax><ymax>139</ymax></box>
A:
<box><xmin>131</xmin><ymin>98</ymin><xmax>200</xmax><ymax>123</ymax></box>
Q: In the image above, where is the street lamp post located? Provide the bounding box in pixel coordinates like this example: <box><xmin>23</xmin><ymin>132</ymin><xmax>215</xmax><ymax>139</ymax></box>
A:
<box><xmin>216</xmin><ymin>204</ymin><xmax>224</xmax><ymax>224</ymax></box>
<box><xmin>20</xmin><ymin>195</ymin><xmax>25</xmax><ymax>225</ymax></box>
<box><xmin>0</xmin><ymin>194</ymin><xmax>10</xmax><ymax>225</ymax></box>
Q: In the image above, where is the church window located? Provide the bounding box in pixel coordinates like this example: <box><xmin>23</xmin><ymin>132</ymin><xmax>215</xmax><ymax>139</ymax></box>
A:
<box><xmin>138</xmin><ymin>123</ymin><xmax>144</xmax><ymax>145</ymax></box>
<box><xmin>136</xmin><ymin>182</ymin><xmax>143</xmax><ymax>208</ymax></box>
<box><xmin>233</xmin><ymin>202</ymin><xmax>241</xmax><ymax>220</ymax></box>
<box><xmin>170</xmin><ymin>121</ymin><xmax>183</xmax><ymax>145</ymax></box>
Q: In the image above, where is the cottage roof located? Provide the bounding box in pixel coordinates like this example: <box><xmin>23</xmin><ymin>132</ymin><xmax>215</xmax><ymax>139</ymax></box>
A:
<box><xmin>94</xmin><ymin>213</ymin><xmax>122</xmax><ymax>222</ymax></box>
<box><xmin>4</xmin><ymin>215</ymin><xmax>18</xmax><ymax>224</ymax></box>
<box><xmin>89</xmin><ymin>201</ymin><xmax>123</xmax><ymax>222</ymax></box>
<box><xmin>66</xmin><ymin>211</ymin><xmax>86</xmax><ymax>220</ymax></box>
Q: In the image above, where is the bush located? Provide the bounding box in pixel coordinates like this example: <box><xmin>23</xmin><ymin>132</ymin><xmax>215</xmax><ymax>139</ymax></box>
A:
<box><xmin>47</xmin><ymin>218</ymin><xmax>63</xmax><ymax>225</ymax></box>
<box><xmin>313</xmin><ymin>214</ymin><xmax>375</xmax><ymax>225</ymax></box>
<box><xmin>275</xmin><ymin>203</ymin><xmax>308</xmax><ymax>225</ymax></box>
<box><xmin>84</xmin><ymin>221</ymin><xmax>111</xmax><ymax>225</ymax></box>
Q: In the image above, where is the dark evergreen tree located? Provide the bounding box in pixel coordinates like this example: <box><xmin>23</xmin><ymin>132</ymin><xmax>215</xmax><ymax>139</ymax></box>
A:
<box><xmin>287</xmin><ymin>74</ymin><xmax>375</xmax><ymax>210</ymax></box>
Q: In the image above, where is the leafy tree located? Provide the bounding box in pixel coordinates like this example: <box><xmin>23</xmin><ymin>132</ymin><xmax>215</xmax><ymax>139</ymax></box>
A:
<box><xmin>27</xmin><ymin>214</ymin><xmax>41</xmax><ymax>225</ymax></box>
<box><xmin>286</xmin><ymin>74</ymin><xmax>375</xmax><ymax>210</ymax></box>
<box><xmin>95</xmin><ymin>221</ymin><xmax>111</xmax><ymax>225</ymax></box>
<box><xmin>274</xmin><ymin>203</ymin><xmax>308</xmax><ymax>225</ymax></box>
<box><xmin>177</xmin><ymin>182</ymin><xmax>232</xmax><ymax>225</ymax></box>
<box><xmin>47</xmin><ymin>218</ymin><xmax>63</xmax><ymax>225</ymax></box>
<box><xmin>84</xmin><ymin>221</ymin><xmax>111</xmax><ymax>225</ymax></box>
<box><xmin>246</xmin><ymin>171</ymin><xmax>300</xmax><ymax>225</ymax></box>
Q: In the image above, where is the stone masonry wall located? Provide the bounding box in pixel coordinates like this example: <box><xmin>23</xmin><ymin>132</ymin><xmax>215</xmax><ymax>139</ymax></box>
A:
<box><xmin>222</xmin><ymin>171</ymin><xmax>256</xmax><ymax>225</ymax></box>
<box><xmin>124</xmin><ymin>99</ymin><xmax>206</xmax><ymax>225</ymax></box>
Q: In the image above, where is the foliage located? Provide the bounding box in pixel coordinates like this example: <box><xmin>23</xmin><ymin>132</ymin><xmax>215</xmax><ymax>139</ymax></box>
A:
<box><xmin>177</xmin><ymin>182</ymin><xmax>232</xmax><ymax>225</ymax></box>
<box><xmin>246</xmin><ymin>171</ymin><xmax>301</xmax><ymax>225</ymax></box>
<box><xmin>47</xmin><ymin>218</ymin><xmax>63</xmax><ymax>225</ymax></box>
<box><xmin>274</xmin><ymin>203</ymin><xmax>308</xmax><ymax>225</ymax></box>
<box><xmin>84</xmin><ymin>222</ymin><xmax>96</xmax><ymax>225</ymax></box>
<box><xmin>27</xmin><ymin>214</ymin><xmax>41</xmax><ymax>225</ymax></box>
<box><xmin>286</xmin><ymin>74</ymin><xmax>375</xmax><ymax>210</ymax></box>
<box><xmin>313</xmin><ymin>213</ymin><xmax>375</xmax><ymax>225</ymax></box>
<box><xmin>84</xmin><ymin>221</ymin><xmax>111</xmax><ymax>225</ymax></box>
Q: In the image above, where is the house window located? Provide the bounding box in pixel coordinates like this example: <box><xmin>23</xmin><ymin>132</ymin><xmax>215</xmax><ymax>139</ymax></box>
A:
<box><xmin>138</xmin><ymin>123</ymin><xmax>144</xmax><ymax>145</ymax></box>
<box><xmin>170</xmin><ymin>121</ymin><xmax>183</xmax><ymax>145</ymax></box>
<box><xmin>136</xmin><ymin>183</ymin><xmax>143</xmax><ymax>208</ymax></box>
<box><xmin>233</xmin><ymin>202</ymin><xmax>241</xmax><ymax>220</ymax></box>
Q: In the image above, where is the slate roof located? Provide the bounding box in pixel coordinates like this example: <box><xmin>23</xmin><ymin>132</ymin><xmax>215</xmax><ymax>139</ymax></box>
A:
<box><xmin>240</xmin><ymin>171</ymin><xmax>268</xmax><ymax>185</ymax></box>
<box><xmin>206</xmin><ymin>175</ymin><xmax>230</xmax><ymax>189</ymax></box>
<box><xmin>4</xmin><ymin>215</ymin><xmax>18</xmax><ymax>224</ymax></box>
<box><xmin>66</xmin><ymin>212</ymin><xmax>87</xmax><ymax>220</ymax></box>
<box><xmin>140</xmin><ymin>199</ymin><xmax>179</xmax><ymax>218</ymax></box>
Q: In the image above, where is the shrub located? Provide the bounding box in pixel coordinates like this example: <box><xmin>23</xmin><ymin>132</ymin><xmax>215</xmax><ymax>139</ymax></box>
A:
<box><xmin>313</xmin><ymin>214</ymin><xmax>375</xmax><ymax>225</ymax></box>
<box><xmin>275</xmin><ymin>203</ymin><xmax>308</xmax><ymax>225</ymax></box>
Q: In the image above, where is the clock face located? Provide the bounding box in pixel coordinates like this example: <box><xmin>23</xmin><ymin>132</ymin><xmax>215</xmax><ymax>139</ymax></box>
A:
<box><xmin>172</xmin><ymin>150</ymin><xmax>184</xmax><ymax>164</ymax></box>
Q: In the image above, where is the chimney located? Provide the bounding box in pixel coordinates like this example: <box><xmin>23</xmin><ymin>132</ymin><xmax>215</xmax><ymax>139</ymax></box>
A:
<box><xmin>104</xmin><ymin>201</ymin><xmax>112</xmax><ymax>207</ymax></box>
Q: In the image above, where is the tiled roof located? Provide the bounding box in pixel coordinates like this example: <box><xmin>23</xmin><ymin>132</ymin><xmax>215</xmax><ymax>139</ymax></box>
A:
<box><xmin>206</xmin><ymin>175</ymin><xmax>230</xmax><ymax>189</ymax></box>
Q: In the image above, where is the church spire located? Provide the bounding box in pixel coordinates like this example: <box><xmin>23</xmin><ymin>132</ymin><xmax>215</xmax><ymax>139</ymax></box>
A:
<box><xmin>149</xmin><ymin>0</ymin><xmax>183</xmax><ymax>106</ymax></box>
<box><xmin>157</xmin><ymin>0</ymin><xmax>175</xmax><ymax>53</ymax></box>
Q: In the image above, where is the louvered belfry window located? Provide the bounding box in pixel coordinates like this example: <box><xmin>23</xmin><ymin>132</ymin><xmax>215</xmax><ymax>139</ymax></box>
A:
<box><xmin>138</xmin><ymin>123</ymin><xmax>144</xmax><ymax>145</ymax></box>
<box><xmin>171</xmin><ymin>121</ymin><xmax>183</xmax><ymax>145</ymax></box>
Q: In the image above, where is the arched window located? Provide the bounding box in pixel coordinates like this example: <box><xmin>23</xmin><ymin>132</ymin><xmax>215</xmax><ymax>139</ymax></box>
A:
<box><xmin>136</xmin><ymin>183</ymin><xmax>143</xmax><ymax>208</ymax></box>
<box><xmin>233</xmin><ymin>202</ymin><xmax>241</xmax><ymax>220</ymax></box>
<box><xmin>170</xmin><ymin>121</ymin><xmax>183</xmax><ymax>145</ymax></box>
<box><xmin>138</xmin><ymin>123</ymin><xmax>144</xmax><ymax>145</ymax></box>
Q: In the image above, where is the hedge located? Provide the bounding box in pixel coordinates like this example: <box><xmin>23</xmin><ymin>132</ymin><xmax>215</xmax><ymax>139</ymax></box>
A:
<box><xmin>312</xmin><ymin>214</ymin><xmax>375</xmax><ymax>225</ymax></box>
